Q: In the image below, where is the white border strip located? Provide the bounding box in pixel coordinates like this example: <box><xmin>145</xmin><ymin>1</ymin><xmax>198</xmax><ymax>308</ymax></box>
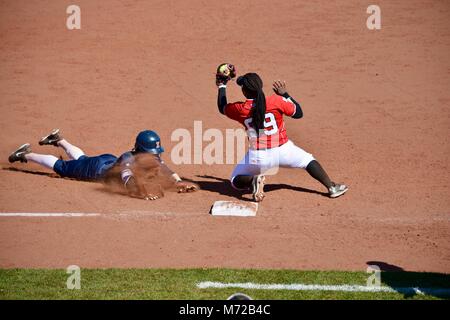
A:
<box><xmin>197</xmin><ymin>281</ymin><xmax>450</xmax><ymax>296</ymax></box>
<box><xmin>0</xmin><ymin>211</ymin><xmax>202</xmax><ymax>218</ymax></box>
<box><xmin>0</xmin><ymin>213</ymin><xmax>101</xmax><ymax>217</ymax></box>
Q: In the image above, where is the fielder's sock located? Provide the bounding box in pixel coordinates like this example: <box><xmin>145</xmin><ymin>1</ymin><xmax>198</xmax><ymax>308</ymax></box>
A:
<box><xmin>232</xmin><ymin>175</ymin><xmax>254</xmax><ymax>190</ymax></box>
<box><xmin>306</xmin><ymin>160</ymin><xmax>333</xmax><ymax>189</ymax></box>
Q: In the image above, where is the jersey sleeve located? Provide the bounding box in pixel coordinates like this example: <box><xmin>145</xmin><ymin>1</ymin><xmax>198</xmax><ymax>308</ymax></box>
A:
<box><xmin>279</xmin><ymin>96</ymin><xmax>296</xmax><ymax>117</ymax></box>
<box><xmin>159</xmin><ymin>159</ymin><xmax>175</xmax><ymax>177</ymax></box>
<box><xmin>117</xmin><ymin>152</ymin><xmax>135</xmax><ymax>184</ymax></box>
<box><xmin>224</xmin><ymin>102</ymin><xmax>245</xmax><ymax>121</ymax></box>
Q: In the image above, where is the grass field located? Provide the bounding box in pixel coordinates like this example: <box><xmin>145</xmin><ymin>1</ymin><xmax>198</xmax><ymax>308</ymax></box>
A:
<box><xmin>1</xmin><ymin>269</ymin><xmax>449</xmax><ymax>300</ymax></box>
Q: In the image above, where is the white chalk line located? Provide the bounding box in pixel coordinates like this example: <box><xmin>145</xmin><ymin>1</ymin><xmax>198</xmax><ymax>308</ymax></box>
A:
<box><xmin>0</xmin><ymin>211</ymin><xmax>203</xmax><ymax>218</ymax></box>
<box><xmin>197</xmin><ymin>281</ymin><xmax>450</xmax><ymax>296</ymax></box>
<box><xmin>0</xmin><ymin>213</ymin><xmax>101</xmax><ymax>217</ymax></box>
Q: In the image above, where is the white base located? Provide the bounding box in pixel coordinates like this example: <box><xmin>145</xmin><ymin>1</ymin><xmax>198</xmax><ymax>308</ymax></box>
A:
<box><xmin>211</xmin><ymin>201</ymin><xmax>258</xmax><ymax>217</ymax></box>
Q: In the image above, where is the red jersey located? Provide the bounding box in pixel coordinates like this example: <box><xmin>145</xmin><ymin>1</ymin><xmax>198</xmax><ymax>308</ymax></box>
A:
<box><xmin>224</xmin><ymin>94</ymin><xmax>296</xmax><ymax>149</ymax></box>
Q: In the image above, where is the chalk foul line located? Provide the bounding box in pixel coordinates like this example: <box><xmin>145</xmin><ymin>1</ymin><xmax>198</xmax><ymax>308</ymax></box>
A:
<box><xmin>0</xmin><ymin>211</ymin><xmax>202</xmax><ymax>218</ymax></box>
<box><xmin>197</xmin><ymin>281</ymin><xmax>450</xmax><ymax>296</ymax></box>
<box><xmin>0</xmin><ymin>212</ymin><xmax>101</xmax><ymax>217</ymax></box>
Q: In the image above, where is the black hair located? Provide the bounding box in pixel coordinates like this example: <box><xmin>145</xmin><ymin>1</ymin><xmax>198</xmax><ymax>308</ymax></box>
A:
<box><xmin>239</xmin><ymin>73</ymin><xmax>266</xmax><ymax>133</ymax></box>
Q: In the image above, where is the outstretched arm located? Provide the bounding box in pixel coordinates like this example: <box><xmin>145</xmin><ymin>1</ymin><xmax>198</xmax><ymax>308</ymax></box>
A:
<box><xmin>119</xmin><ymin>157</ymin><xmax>161</xmax><ymax>200</ymax></box>
<box><xmin>217</xmin><ymin>84</ymin><xmax>228</xmax><ymax>114</ymax></box>
<box><xmin>160</xmin><ymin>161</ymin><xmax>198</xmax><ymax>193</ymax></box>
<box><xmin>215</xmin><ymin>63</ymin><xmax>236</xmax><ymax>114</ymax></box>
<box><xmin>273</xmin><ymin>80</ymin><xmax>303</xmax><ymax>119</ymax></box>
<box><xmin>123</xmin><ymin>175</ymin><xmax>158</xmax><ymax>200</ymax></box>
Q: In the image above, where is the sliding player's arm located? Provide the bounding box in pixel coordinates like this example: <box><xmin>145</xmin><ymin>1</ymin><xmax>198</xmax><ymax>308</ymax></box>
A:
<box><xmin>159</xmin><ymin>161</ymin><xmax>198</xmax><ymax>193</ymax></box>
<box><xmin>119</xmin><ymin>153</ymin><xmax>160</xmax><ymax>200</ymax></box>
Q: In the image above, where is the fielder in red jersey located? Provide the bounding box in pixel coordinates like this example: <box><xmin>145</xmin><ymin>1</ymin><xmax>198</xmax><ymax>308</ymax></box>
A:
<box><xmin>217</xmin><ymin>72</ymin><xmax>348</xmax><ymax>202</ymax></box>
<box><xmin>224</xmin><ymin>94</ymin><xmax>297</xmax><ymax>149</ymax></box>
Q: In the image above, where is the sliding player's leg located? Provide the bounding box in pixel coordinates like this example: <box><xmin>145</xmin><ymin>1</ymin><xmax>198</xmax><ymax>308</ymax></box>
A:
<box><xmin>8</xmin><ymin>143</ymin><xmax>59</xmax><ymax>169</ymax></box>
<box><xmin>57</xmin><ymin>139</ymin><xmax>86</xmax><ymax>160</ymax></box>
<box><xmin>39</xmin><ymin>129</ymin><xmax>85</xmax><ymax>160</ymax></box>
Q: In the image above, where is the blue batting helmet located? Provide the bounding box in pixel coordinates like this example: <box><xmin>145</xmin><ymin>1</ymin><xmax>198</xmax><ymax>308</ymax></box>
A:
<box><xmin>134</xmin><ymin>130</ymin><xmax>164</xmax><ymax>154</ymax></box>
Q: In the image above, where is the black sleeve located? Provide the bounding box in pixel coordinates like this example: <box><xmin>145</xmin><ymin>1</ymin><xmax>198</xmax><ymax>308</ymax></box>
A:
<box><xmin>217</xmin><ymin>86</ymin><xmax>227</xmax><ymax>114</ymax></box>
<box><xmin>282</xmin><ymin>92</ymin><xmax>303</xmax><ymax>119</ymax></box>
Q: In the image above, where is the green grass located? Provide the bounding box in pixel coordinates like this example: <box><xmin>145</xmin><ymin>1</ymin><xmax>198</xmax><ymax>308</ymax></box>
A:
<box><xmin>0</xmin><ymin>268</ymin><xmax>449</xmax><ymax>300</ymax></box>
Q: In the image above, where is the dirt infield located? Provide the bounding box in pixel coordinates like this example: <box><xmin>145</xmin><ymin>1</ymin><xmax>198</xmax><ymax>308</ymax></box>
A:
<box><xmin>0</xmin><ymin>0</ymin><xmax>449</xmax><ymax>273</ymax></box>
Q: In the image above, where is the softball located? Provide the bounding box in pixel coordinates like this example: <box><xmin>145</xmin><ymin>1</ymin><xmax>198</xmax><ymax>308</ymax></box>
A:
<box><xmin>219</xmin><ymin>64</ymin><xmax>230</xmax><ymax>76</ymax></box>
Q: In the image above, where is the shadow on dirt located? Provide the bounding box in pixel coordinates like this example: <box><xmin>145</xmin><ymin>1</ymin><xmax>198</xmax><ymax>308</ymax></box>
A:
<box><xmin>3</xmin><ymin>169</ymin><xmax>329</xmax><ymax>198</ymax></box>
<box><xmin>1</xmin><ymin>166</ymin><xmax>98</xmax><ymax>183</ymax></box>
<box><xmin>264</xmin><ymin>183</ymin><xmax>328</xmax><ymax>197</ymax></box>
<box><xmin>187</xmin><ymin>175</ymin><xmax>247</xmax><ymax>200</ymax></box>
<box><xmin>191</xmin><ymin>175</ymin><xmax>328</xmax><ymax>198</ymax></box>
<box><xmin>366</xmin><ymin>261</ymin><xmax>450</xmax><ymax>299</ymax></box>
<box><xmin>2</xmin><ymin>166</ymin><xmax>63</xmax><ymax>179</ymax></box>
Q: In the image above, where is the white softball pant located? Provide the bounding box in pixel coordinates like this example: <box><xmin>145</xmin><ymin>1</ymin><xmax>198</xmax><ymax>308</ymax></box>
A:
<box><xmin>231</xmin><ymin>140</ymin><xmax>315</xmax><ymax>189</ymax></box>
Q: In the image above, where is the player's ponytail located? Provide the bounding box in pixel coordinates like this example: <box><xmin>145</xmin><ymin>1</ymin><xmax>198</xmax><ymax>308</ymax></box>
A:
<box><xmin>240</xmin><ymin>73</ymin><xmax>266</xmax><ymax>133</ymax></box>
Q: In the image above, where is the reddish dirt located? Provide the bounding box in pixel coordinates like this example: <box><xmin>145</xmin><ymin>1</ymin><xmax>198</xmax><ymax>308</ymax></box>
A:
<box><xmin>0</xmin><ymin>0</ymin><xmax>449</xmax><ymax>273</ymax></box>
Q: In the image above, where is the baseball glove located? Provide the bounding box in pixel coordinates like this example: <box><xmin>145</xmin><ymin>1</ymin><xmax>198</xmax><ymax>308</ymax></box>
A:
<box><xmin>216</xmin><ymin>63</ymin><xmax>236</xmax><ymax>86</ymax></box>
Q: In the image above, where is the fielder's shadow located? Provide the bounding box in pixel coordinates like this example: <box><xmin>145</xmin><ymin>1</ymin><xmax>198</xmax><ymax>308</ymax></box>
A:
<box><xmin>265</xmin><ymin>183</ymin><xmax>328</xmax><ymax>197</ymax></box>
<box><xmin>366</xmin><ymin>261</ymin><xmax>450</xmax><ymax>299</ymax></box>
<box><xmin>192</xmin><ymin>175</ymin><xmax>328</xmax><ymax>199</ymax></box>
<box><xmin>188</xmin><ymin>175</ymin><xmax>246</xmax><ymax>200</ymax></box>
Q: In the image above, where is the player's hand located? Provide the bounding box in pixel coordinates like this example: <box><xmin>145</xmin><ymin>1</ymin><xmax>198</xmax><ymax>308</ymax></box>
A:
<box><xmin>273</xmin><ymin>80</ymin><xmax>288</xmax><ymax>96</ymax></box>
<box><xmin>144</xmin><ymin>194</ymin><xmax>160</xmax><ymax>200</ymax></box>
<box><xmin>176</xmin><ymin>181</ymin><xmax>199</xmax><ymax>193</ymax></box>
<box><xmin>216</xmin><ymin>63</ymin><xmax>236</xmax><ymax>86</ymax></box>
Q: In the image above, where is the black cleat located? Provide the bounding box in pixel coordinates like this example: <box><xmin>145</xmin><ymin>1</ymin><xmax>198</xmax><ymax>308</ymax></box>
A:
<box><xmin>39</xmin><ymin>128</ymin><xmax>62</xmax><ymax>146</ymax></box>
<box><xmin>8</xmin><ymin>143</ymin><xmax>31</xmax><ymax>163</ymax></box>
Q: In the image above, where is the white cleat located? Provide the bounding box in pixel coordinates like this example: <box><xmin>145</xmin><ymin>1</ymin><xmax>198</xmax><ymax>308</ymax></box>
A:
<box><xmin>252</xmin><ymin>175</ymin><xmax>265</xmax><ymax>202</ymax></box>
<box><xmin>329</xmin><ymin>183</ymin><xmax>349</xmax><ymax>198</ymax></box>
